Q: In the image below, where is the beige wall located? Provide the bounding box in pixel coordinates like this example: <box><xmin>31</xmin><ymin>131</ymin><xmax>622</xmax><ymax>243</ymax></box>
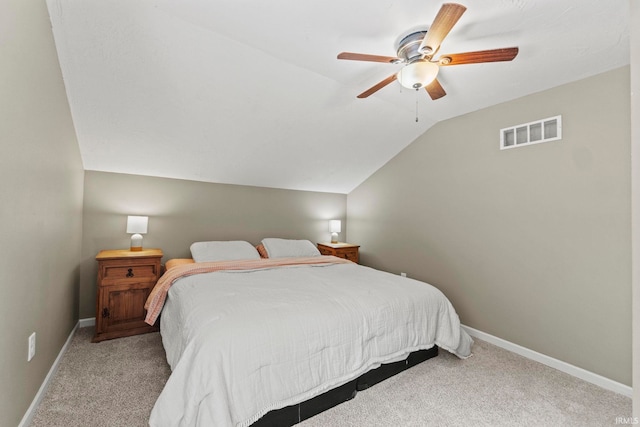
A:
<box><xmin>348</xmin><ymin>67</ymin><xmax>631</xmax><ymax>385</ymax></box>
<box><xmin>0</xmin><ymin>1</ymin><xmax>84</xmax><ymax>426</ymax></box>
<box><xmin>80</xmin><ymin>171</ymin><xmax>347</xmax><ymax>318</ymax></box>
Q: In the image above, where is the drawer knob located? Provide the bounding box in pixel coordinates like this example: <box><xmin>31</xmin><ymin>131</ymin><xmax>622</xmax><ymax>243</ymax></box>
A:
<box><xmin>126</xmin><ymin>268</ymin><xmax>134</xmax><ymax>278</ymax></box>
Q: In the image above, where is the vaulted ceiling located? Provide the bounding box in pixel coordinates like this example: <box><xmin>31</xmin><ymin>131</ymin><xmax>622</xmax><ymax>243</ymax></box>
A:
<box><xmin>47</xmin><ymin>0</ymin><xmax>629</xmax><ymax>194</ymax></box>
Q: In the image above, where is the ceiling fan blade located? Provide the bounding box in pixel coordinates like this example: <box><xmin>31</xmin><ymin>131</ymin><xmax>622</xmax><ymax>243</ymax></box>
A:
<box><xmin>338</xmin><ymin>52</ymin><xmax>402</xmax><ymax>64</ymax></box>
<box><xmin>425</xmin><ymin>78</ymin><xmax>446</xmax><ymax>100</ymax></box>
<box><xmin>357</xmin><ymin>74</ymin><xmax>398</xmax><ymax>98</ymax></box>
<box><xmin>418</xmin><ymin>3</ymin><xmax>467</xmax><ymax>56</ymax></box>
<box><xmin>438</xmin><ymin>47</ymin><xmax>519</xmax><ymax>66</ymax></box>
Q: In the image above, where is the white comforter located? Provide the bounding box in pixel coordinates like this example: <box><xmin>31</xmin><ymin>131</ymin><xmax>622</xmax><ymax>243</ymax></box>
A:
<box><xmin>149</xmin><ymin>261</ymin><xmax>473</xmax><ymax>427</ymax></box>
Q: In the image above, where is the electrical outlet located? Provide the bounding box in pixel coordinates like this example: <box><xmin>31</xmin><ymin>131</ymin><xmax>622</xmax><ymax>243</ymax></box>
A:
<box><xmin>28</xmin><ymin>332</ymin><xmax>36</xmax><ymax>362</ymax></box>
<box><xmin>400</xmin><ymin>272</ymin><xmax>407</xmax><ymax>277</ymax></box>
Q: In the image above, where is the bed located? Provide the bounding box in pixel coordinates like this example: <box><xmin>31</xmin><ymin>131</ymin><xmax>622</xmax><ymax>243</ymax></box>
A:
<box><xmin>145</xmin><ymin>239</ymin><xmax>473</xmax><ymax>427</ymax></box>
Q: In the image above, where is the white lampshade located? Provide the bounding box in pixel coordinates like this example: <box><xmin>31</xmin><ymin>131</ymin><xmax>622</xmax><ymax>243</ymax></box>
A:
<box><xmin>126</xmin><ymin>216</ymin><xmax>148</xmax><ymax>234</ymax></box>
<box><xmin>126</xmin><ymin>216</ymin><xmax>148</xmax><ymax>251</ymax></box>
<box><xmin>329</xmin><ymin>220</ymin><xmax>341</xmax><ymax>243</ymax></box>
<box><xmin>397</xmin><ymin>60</ymin><xmax>439</xmax><ymax>90</ymax></box>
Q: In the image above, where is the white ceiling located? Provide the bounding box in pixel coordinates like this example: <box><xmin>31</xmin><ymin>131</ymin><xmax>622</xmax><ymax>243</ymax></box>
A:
<box><xmin>46</xmin><ymin>0</ymin><xmax>629</xmax><ymax>194</ymax></box>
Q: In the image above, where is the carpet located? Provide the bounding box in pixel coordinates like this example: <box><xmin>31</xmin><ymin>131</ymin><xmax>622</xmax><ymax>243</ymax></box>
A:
<box><xmin>30</xmin><ymin>327</ymin><xmax>631</xmax><ymax>426</ymax></box>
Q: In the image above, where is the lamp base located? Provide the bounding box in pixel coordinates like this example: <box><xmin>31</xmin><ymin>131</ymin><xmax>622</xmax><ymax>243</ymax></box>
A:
<box><xmin>130</xmin><ymin>233</ymin><xmax>143</xmax><ymax>251</ymax></box>
<box><xmin>330</xmin><ymin>232</ymin><xmax>339</xmax><ymax>244</ymax></box>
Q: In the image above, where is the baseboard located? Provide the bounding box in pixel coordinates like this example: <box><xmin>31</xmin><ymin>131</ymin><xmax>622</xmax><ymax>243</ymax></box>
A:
<box><xmin>461</xmin><ymin>324</ymin><xmax>633</xmax><ymax>398</ymax></box>
<box><xmin>18</xmin><ymin>321</ymin><xmax>80</xmax><ymax>427</ymax></box>
<box><xmin>78</xmin><ymin>317</ymin><xmax>95</xmax><ymax>328</ymax></box>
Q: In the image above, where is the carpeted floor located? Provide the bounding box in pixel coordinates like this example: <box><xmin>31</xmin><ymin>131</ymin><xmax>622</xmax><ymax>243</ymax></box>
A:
<box><xmin>31</xmin><ymin>327</ymin><xmax>170</xmax><ymax>427</ymax></box>
<box><xmin>31</xmin><ymin>327</ymin><xmax>631</xmax><ymax>426</ymax></box>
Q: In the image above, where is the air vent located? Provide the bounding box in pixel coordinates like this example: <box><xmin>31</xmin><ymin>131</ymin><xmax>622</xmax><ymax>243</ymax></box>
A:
<box><xmin>500</xmin><ymin>115</ymin><xmax>562</xmax><ymax>150</ymax></box>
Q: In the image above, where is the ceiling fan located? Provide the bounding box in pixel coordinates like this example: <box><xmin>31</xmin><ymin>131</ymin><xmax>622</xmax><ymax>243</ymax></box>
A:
<box><xmin>337</xmin><ymin>3</ymin><xmax>519</xmax><ymax>100</ymax></box>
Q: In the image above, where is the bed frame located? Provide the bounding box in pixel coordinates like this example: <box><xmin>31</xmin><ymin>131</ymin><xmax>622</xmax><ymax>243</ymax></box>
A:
<box><xmin>252</xmin><ymin>346</ymin><xmax>439</xmax><ymax>426</ymax></box>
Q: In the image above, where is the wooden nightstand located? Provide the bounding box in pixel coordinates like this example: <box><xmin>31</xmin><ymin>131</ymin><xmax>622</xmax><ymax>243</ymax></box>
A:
<box><xmin>93</xmin><ymin>249</ymin><xmax>163</xmax><ymax>342</ymax></box>
<box><xmin>317</xmin><ymin>243</ymin><xmax>360</xmax><ymax>264</ymax></box>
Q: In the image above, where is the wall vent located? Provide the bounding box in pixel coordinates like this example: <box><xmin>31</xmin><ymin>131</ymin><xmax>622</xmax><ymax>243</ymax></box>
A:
<box><xmin>500</xmin><ymin>115</ymin><xmax>562</xmax><ymax>150</ymax></box>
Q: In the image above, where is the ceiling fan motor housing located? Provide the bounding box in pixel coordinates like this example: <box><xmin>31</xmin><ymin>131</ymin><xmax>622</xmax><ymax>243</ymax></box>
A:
<box><xmin>396</xmin><ymin>31</ymin><xmax>429</xmax><ymax>61</ymax></box>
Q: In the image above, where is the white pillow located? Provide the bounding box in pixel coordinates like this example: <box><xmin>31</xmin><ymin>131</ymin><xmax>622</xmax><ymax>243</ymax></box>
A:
<box><xmin>190</xmin><ymin>241</ymin><xmax>260</xmax><ymax>263</ymax></box>
<box><xmin>261</xmin><ymin>238</ymin><xmax>320</xmax><ymax>258</ymax></box>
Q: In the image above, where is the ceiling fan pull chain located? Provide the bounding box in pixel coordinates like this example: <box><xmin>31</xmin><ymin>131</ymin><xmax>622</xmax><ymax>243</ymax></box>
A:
<box><xmin>415</xmin><ymin>90</ymin><xmax>419</xmax><ymax>122</ymax></box>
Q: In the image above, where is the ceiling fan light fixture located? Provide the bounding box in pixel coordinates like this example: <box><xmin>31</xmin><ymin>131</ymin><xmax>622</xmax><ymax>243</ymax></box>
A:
<box><xmin>397</xmin><ymin>60</ymin><xmax>439</xmax><ymax>90</ymax></box>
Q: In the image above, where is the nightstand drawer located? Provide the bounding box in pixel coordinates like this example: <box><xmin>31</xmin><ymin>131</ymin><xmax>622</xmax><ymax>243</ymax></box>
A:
<box><xmin>101</xmin><ymin>263</ymin><xmax>158</xmax><ymax>282</ymax></box>
<box><xmin>317</xmin><ymin>243</ymin><xmax>360</xmax><ymax>264</ymax></box>
<box><xmin>339</xmin><ymin>249</ymin><xmax>358</xmax><ymax>263</ymax></box>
